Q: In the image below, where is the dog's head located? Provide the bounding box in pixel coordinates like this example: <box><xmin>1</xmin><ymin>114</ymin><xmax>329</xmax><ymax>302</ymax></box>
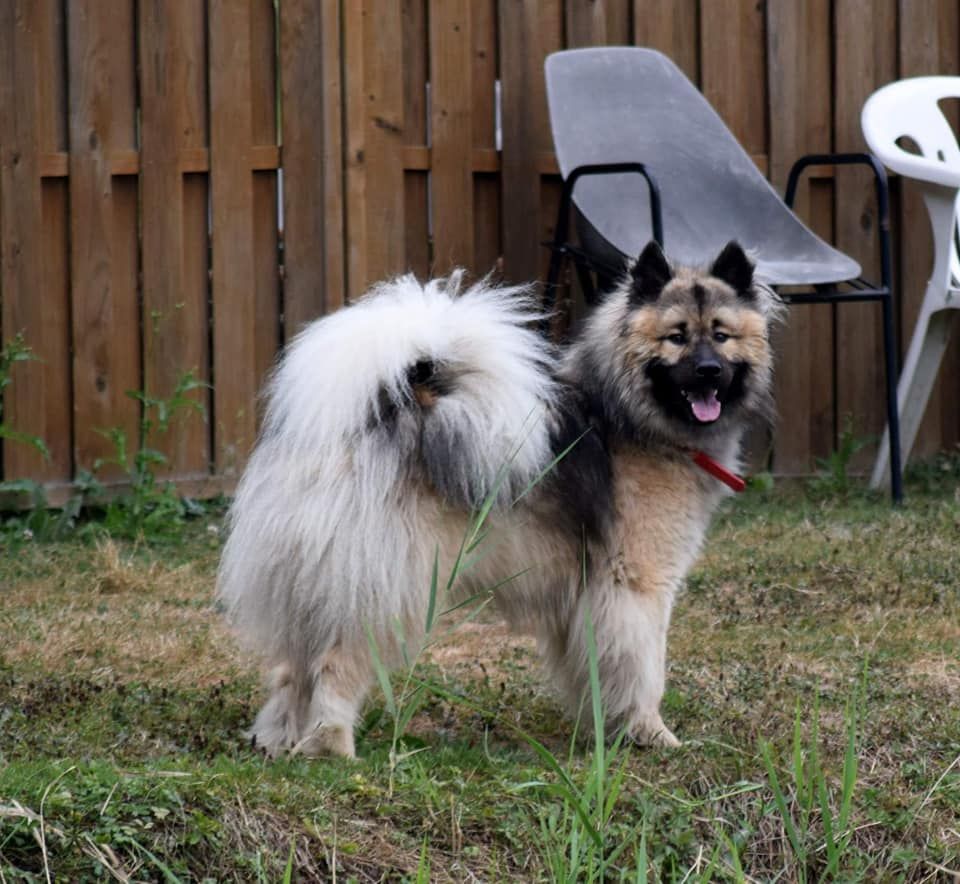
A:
<box><xmin>575</xmin><ymin>240</ymin><xmax>781</xmax><ymax>446</ymax></box>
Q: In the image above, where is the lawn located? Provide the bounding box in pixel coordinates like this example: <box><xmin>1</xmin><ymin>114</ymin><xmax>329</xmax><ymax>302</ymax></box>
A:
<box><xmin>0</xmin><ymin>459</ymin><xmax>958</xmax><ymax>882</ymax></box>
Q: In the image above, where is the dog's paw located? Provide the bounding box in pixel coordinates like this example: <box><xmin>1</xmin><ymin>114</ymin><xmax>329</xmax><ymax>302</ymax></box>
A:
<box><xmin>291</xmin><ymin>723</ymin><xmax>356</xmax><ymax>759</ymax></box>
<box><xmin>627</xmin><ymin>718</ymin><xmax>681</xmax><ymax>749</ymax></box>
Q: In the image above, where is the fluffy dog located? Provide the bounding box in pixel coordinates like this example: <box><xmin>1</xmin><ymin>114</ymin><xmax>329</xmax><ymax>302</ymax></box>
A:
<box><xmin>217</xmin><ymin>240</ymin><xmax>781</xmax><ymax>757</ymax></box>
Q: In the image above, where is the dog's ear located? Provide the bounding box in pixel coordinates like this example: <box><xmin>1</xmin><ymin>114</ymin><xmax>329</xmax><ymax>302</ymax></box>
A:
<box><xmin>629</xmin><ymin>241</ymin><xmax>673</xmax><ymax>305</ymax></box>
<box><xmin>710</xmin><ymin>241</ymin><xmax>755</xmax><ymax>299</ymax></box>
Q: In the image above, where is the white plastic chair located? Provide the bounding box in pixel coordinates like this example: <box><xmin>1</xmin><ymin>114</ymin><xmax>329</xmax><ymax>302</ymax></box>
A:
<box><xmin>862</xmin><ymin>77</ymin><xmax>960</xmax><ymax>488</ymax></box>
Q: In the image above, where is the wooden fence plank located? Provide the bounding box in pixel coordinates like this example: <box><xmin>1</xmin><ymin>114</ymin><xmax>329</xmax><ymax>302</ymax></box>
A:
<box><xmin>251</xmin><ymin>0</ymin><xmax>281</xmax><ymax>386</ymax></box>
<box><xmin>701</xmin><ymin>0</ymin><xmax>766</xmax><ymax>155</ymax></box>
<box><xmin>209</xmin><ymin>0</ymin><xmax>259</xmax><ymax>475</ymax></box>
<box><xmin>834</xmin><ymin>0</ymin><xmax>897</xmax><ymax>470</ymax></box>
<box><xmin>498</xmin><ymin>0</ymin><xmax>545</xmax><ymax>286</ymax></box>
<box><xmin>633</xmin><ymin>0</ymin><xmax>699</xmax><ymax>83</ymax></box>
<box><xmin>429</xmin><ymin>0</ymin><xmax>474</xmax><ymax>275</ymax></box>
<box><xmin>767</xmin><ymin>0</ymin><xmax>835</xmax><ymax>474</ymax></box>
<box><xmin>139</xmin><ymin>0</ymin><xmax>210</xmax><ymax>477</ymax></box>
<box><xmin>566</xmin><ymin>0</ymin><xmax>630</xmax><ymax>47</ymax></box>
<box><xmin>537</xmin><ymin>0</ymin><xmax>564</xmax><ymax>292</ymax></box>
<box><xmin>344</xmin><ymin>0</ymin><xmax>406</xmax><ymax>297</ymax></box>
<box><xmin>499</xmin><ymin>0</ymin><xmax>562</xmax><ymax>286</ymax></box>
<box><xmin>67</xmin><ymin>0</ymin><xmax>140</xmax><ymax>480</ymax></box>
<box><xmin>402</xmin><ymin>0</ymin><xmax>430</xmax><ymax>280</ymax></box>
<box><xmin>0</xmin><ymin>1</ymin><xmax>71</xmax><ymax>484</ymax></box>
<box><xmin>471</xmin><ymin>0</ymin><xmax>500</xmax><ymax>277</ymax></box>
<box><xmin>280</xmin><ymin>0</ymin><xmax>344</xmax><ymax>333</ymax></box>
<box><xmin>36</xmin><ymin>0</ymin><xmax>72</xmax><ymax>485</ymax></box>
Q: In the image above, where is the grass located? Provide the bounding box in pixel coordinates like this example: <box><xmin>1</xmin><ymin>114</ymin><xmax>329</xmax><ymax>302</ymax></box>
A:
<box><xmin>0</xmin><ymin>457</ymin><xmax>958</xmax><ymax>881</ymax></box>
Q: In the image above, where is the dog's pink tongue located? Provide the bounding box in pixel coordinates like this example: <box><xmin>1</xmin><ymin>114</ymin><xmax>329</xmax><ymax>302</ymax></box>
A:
<box><xmin>689</xmin><ymin>391</ymin><xmax>722</xmax><ymax>423</ymax></box>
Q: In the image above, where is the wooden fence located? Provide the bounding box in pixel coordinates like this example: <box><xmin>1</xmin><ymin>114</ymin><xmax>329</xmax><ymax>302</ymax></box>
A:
<box><xmin>1</xmin><ymin>0</ymin><xmax>958</xmax><ymax>501</ymax></box>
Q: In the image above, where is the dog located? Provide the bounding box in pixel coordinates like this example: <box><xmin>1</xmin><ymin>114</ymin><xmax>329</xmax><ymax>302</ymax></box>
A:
<box><xmin>217</xmin><ymin>240</ymin><xmax>782</xmax><ymax>757</ymax></box>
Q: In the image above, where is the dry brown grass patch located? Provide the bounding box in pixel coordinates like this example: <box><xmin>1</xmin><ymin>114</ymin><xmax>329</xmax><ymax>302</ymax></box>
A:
<box><xmin>0</xmin><ymin>539</ymin><xmax>253</xmax><ymax>687</ymax></box>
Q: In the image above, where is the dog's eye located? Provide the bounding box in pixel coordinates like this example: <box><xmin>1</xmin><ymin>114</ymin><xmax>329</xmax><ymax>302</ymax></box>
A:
<box><xmin>667</xmin><ymin>333</ymin><xmax>686</xmax><ymax>346</ymax></box>
<box><xmin>713</xmin><ymin>331</ymin><xmax>729</xmax><ymax>343</ymax></box>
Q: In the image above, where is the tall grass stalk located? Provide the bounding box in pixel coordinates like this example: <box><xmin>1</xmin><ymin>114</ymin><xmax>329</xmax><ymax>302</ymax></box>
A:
<box><xmin>761</xmin><ymin>673</ymin><xmax>865</xmax><ymax>882</ymax></box>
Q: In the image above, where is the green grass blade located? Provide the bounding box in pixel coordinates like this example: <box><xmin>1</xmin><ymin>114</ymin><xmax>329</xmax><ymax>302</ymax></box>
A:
<box><xmin>634</xmin><ymin>824</ymin><xmax>649</xmax><ymax>884</ymax></box>
<box><xmin>837</xmin><ymin>692</ymin><xmax>860</xmax><ymax>834</ymax></box>
<box><xmin>421</xmin><ymin>678</ymin><xmax>603</xmax><ymax>850</ymax></box>
<box><xmin>424</xmin><ymin>547</ymin><xmax>440</xmax><ymax>633</ymax></box>
<box><xmin>511</xmin><ymin>427</ymin><xmax>589</xmax><ymax>506</ymax></box>
<box><xmin>761</xmin><ymin>741</ymin><xmax>806</xmax><ymax>874</ymax></box>
<box><xmin>415</xmin><ymin>836</ymin><xmax>431</xmax><ymax>883</ymax></box>
<box><xmin>131</xmin><ymin>840</ymin><xmax>186</xmax><ymax>884</ymax></box>
<box><xmin>816</xmin><ymin>764</ymin><xmax>838</xmax><ymax>873</ymax></box>
<box><xmin>394</xmin><ymin>683</ymin><xmax>428</xmax><ymax>737</ymax></box>
<box><xmin>282</xmin><ymin>840</ymin><xmax>295</xmax><ymax>884</ymax></box>
<box><xmin>583</xmin><ymin>605</ymin><xmax>605</xmax><ymax>767</ymax></box>
<box><xmin>365</xmin><ymin>625</ymin><xmax>396</xmax><ymax>718</ymax></box>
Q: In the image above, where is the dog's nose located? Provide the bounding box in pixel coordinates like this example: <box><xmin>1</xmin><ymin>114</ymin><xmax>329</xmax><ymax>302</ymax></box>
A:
<box><xmin>693</xmin><ymin>341</ymin><xmax>722</xmax><ymax>378</ymax></box>
<box><xmin>695</xmin><ymin>357</ymin><xmax>722</xmax><ymax>378</ymax></box>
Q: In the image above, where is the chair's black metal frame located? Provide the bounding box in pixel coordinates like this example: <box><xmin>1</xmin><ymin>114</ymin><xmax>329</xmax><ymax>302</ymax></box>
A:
<box><xmin>543</xmin><ymin>152</ymin><xmax>904</xmax><ymax>503</ymax></box>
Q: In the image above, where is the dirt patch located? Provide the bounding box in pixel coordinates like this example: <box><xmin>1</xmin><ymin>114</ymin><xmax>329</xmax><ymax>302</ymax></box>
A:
<box><xmin>425</xmin><ymin>620</ymin><xmax>538</xmax><ymax>682</ymax></box>
<box><xmin>906</xmin><ymin>656</ymin><xmax>960</xmax><ymax>697</ymax></box>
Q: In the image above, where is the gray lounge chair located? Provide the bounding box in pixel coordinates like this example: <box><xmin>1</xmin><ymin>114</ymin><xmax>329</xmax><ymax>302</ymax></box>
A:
<box><xmin>543</xmin><ymin>46</ymin><xmax>903</xmax><ymax>501</ymax></box>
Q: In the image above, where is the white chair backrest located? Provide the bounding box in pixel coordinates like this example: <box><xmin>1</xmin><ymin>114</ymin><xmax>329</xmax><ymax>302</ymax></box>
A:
<box><xmin>862</xmin><ymin>76</ymin><xmax>960</xmax><ymax>285</ymax></box>
<box><xmin>862</xmin><ymin>76</ymin><xmax>960</xmax><ymax>184</ymax></box>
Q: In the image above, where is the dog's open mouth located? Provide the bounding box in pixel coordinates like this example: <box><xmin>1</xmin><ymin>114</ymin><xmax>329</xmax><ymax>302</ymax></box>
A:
<box><xmin>683</xmin><ymin>389</ymin><xmax>722</xmax><ymax>423</ymax></box>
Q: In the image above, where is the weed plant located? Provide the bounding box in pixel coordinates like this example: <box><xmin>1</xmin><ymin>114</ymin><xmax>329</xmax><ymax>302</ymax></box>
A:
<box><xmin>0</xmin><ymin>367</ymin><xmax>208</xmax><ymax>545</ymax></box>
<box><xmin>87</xmin><ymin>371</ymin><xmax>208</xmax><ymax>540</ymax></box>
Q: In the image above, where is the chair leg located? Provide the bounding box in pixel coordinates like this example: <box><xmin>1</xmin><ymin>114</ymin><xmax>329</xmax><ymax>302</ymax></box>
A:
<box><xmin>881</xmin><ymin>292</ymin><xmax>903</xmax><ymax>503</ymax></box>
<box><xmin>870</xmin><ymin>306</ymin><xmax>957</xmax><ymax>494</ymax></box>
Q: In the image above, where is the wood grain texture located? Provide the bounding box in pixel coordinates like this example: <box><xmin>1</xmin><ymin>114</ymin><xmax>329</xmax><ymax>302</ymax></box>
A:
<box><xmin>250</xmin><ymin>0</ymin><xmax>281</xmax><ymax>388</ymax></box>
<box><xmin>566</xmin><ymin>0</ymin><xmax>631</xmax><ymax>47</ymax></box>
<box><xmin>67</xmin><ymin>0</ymin><xmax>140</xmax><ymax>480</ymax></box>
<box><xmin>766</xmin><ymin>0</ymin><xmax>835</xmax><ymax>474</ymax></box>
<box><xmin>209</xmin><ymin>0</ymin><xmax>258</xmax><ymax>474</ymax></box>
<box><xmin>471</xmin><ymin>0</ymin><xmax>500</xmax><ymax>276</ymax></box>
<box><xmin>701</xmin><ymin>0</ymin><xmax>766</xmax><ymax>155</ymax></box>
<box><xmin>429</xmin><ymin>0</ymin><xmax>474</xmax><ymax>275</ymax></box>
<box><xmin>0</xmin><ymin>1</ymin><xmax>71</xmax><ymax>483</ymax></box>
<box><xmin>344</xmin><ymin>0</ymin><xmax>406</xmax><ymax>297</ymax></box>
<box><xmin>498</xmin><ymin>0</ymin><xmax>562</xmax><ymax>285</ymax></box>
<box><xmin>402</xmin><ymin>0</ymin><xmax>430</xmax><ymax>280</ymax></box>
<box><xmin>633</xmin><ymin>0</ymin><xmax>699</xmax><ymax>83</ymax></box>
<box><xmin>280</xmin><ymin>0</ymin><xmax>344</xmax><ymax>331</ymax></box>
<box><xmin>139</xmin><ymin>0</ymin><xmax>210</xmax><ymax>476</ymax></box>
<box><xmin>833</xmin><ymin>0</ymin><xmax>897</xmax><ymax>470</ymax></box>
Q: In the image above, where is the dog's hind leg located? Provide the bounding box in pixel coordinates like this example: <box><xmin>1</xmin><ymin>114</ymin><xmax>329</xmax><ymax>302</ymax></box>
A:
<box><xmin>247</xmin><ymin>663</ymin><xmax>311</xmax><ymax>757</ymax></box>
<box><xmin>291</xmin><ymin>643</ymin><xmax>373</xmax><ymax>759</ymax></box>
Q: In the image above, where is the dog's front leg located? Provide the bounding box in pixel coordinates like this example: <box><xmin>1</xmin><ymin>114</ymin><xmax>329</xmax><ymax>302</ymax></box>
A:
<box><xmin>577</xmin><ymin>576</ymin><xmax>681</xmax><ymax>748</ymax></box>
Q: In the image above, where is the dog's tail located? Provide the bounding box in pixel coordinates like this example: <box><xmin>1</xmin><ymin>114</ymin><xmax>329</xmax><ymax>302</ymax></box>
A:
<box><xmin>263</xmin><ymin>270</ymin><xmax>557</xmax><ymax>508</ymax></box>
<box><xmin>217</xmin><ymin>271</ymin><xmax>557</xmax><ymax>661</ymax></box>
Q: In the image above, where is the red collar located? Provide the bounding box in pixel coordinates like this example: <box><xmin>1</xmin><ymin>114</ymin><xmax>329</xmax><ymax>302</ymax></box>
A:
<box><xmin>690</xmin><ymin>450</ymin><xmax>746</xmax><ymax>493</ymax></box>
